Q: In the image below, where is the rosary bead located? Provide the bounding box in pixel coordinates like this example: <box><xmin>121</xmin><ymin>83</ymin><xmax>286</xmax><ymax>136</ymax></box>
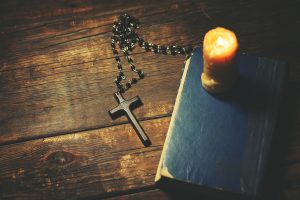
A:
<box><xmin>166</xmin><ymin>46</ymin><xmax>171</xmax><ymax>54</ymax></box>
<box><xmin>117</xmin><ymin>63</ymin><xmax>122</xmax><ymax>69</ymax></box>
<box><xmin>138</xmin><ymin>70</ymin><xmax>145</xmax><ymax>79</ymax></box>
<box><xmin>178</xmin><ymin>47</ymin><xmax>185</xmax><ymax>55</ymax></box>
<box><xmin>152</xmin><ymin>44</ymin><xmax>158</xmax><ymax>53</ymax></box>
<box><xmin>131</xmin><ymin>37</ymin><xmax>136</xmax><ymax>44</ymax></box>
<box><xmin>126</xmin><ymin>82</ymin><xmax>131</xmax><ymax>88</ymax></box>
<box><xmin>116</xmin><ymin>76</ymin><xmax>122</xmax><ymax>82</ymax></box>
<box><xmin>131</xmin><ymin>64</ymin><xmax>136</xmax><ymax>71</ymax></box>
<box><xmin>138</xmin><ymin>38</ymin><xmax>144</xmax><ymax>46</ymax></box>
<box><xmin>170</xmin><ymin>46</ymin><xmax>177</xmax><ymax>55</ymax></box>
<box><xmin>169</xmin><ymin>46</ymin><xmax>177</xmax><ymax>56</ymax></box>
<box><xmin>127</xmin><ymin>57</ymin><xmax>133</xmax><ymax>63</ymax></box>
<box><xmin>118</xmin><ymin>86</ymin><xmax>125</xmax><ymax>93</ymax></box>
<box><xmin>185</xmin><ymin>47</ymin><xmax>193</xmax><ymax>55</ymax></box>
<box><xmin>115</xmin><ymin>56</ymin><xmax>120</xmax><ymax>62</ymax></box>
<box><xmin>161</xmin><ymin>46</ymin><xmax>167</xmax><ymax>54</ymax></box>
<box><xmin>123</xmin><ymin>50</ymin><xmax>129</xmax><ymax>56</ymax></box>
<box><xmin>144</xmin><ymin>42</ymin><xmax>150</xmax><ymax>51</ymax></box>
<box><xmin>131</xmin><ymin>78</ymin><xmax>137</xmax><ymax>84</ymax></box>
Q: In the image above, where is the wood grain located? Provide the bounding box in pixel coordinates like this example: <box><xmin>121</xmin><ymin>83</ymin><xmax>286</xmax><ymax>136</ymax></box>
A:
<box><xmin>0</xmin><ymin>0</ymin><xmax>300</xmax><ymax>199</ymax></box>
<box><xmin>0</xmin><ymin>117</ymin><xmax>169</xmax><ymax>200</ymax></box>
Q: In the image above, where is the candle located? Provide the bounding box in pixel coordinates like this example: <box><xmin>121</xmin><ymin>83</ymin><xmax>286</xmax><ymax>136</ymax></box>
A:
<box><xmin>201</xmin><ymin>27</ymin><xmax>239</xmax><ymax>93</ymax></box>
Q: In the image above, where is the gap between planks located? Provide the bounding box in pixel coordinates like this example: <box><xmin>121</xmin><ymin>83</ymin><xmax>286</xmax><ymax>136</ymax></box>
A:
<box><xmin>0</xmin><ymin>113</ymin><xmax>172</xmax><ymax>147</ymax></box>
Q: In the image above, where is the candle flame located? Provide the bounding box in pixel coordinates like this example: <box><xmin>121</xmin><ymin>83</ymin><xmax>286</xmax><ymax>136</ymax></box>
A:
<box><xmin>216</xmin><ymin>37</ymin><xmax>224</xmax><ymax>46</ymax></box>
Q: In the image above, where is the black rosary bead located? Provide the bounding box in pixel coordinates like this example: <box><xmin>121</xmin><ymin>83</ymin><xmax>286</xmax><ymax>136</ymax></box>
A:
<box><xmin>170</xmin><ymin>46</ymin><xmax>177</xmax><ymax>56</ymax></box>
<box><xmin>123</xmin><ymin>50</ymin><xmax>129</xmax><ymax>56</ymax></box>
<box><xmin>144</xmin><ymin>42</ymin><xmax>150</xmax><ymax>51</ymax></box>
<box><xmin>127</xmin><ymin>57</ymin><xmax>133</xmax><ymax>63</ymax></box>
<box><xmin>131</xmin><ymin>78</ymin><xmax>138</xmax><ymax>84</ymax></box>
<box><xmin>118</xmin><ymin>86</ymin><xmax>125</xmax><ymax>93</ymax></box>
<box><xmin>138</xmin><ymin>38</ymin><xmax>144</xmax><ymax>46</ymax></box>
<box><xmin>185</xmin><ymin>47</ymin><xmax>193</xmax><ymax>55</ymax></box>
<box><xmin>178</xmin><ymin>48</ymin><xmax>185</xmax><ymax>55</ymax></box>
<box><xmin>131</xmin><ymin>64</ymin><xmax>136</xmax><ymax>71</ymax></box>
<box><xmin>161</xmin><ymin>46</ymin><xmax>167</xmax><ymax>54</ymax></box>
<box><xmin>138</xmin><ymin>70</ymin><xmax>145</xmax><ymax>79</ymax></box>
<box><xmin>117</xmin><ymin>63</ymin><xmax>122</xmax><ymax>70</ymax></box>
<box><xmin>126</xmin><ymin>82</ymin><xmax>131</xmax><ymax>88</ymax></box>
<box><xmin>152</xmin><ymin>44</ymin><xmax>158</xmax><ymax>53</ymax></box>
<box><xmin>116</xmin><ymin>75</ymin><xmax>122</xmax><ymax>82</ymax></box>
<box><xmin>119</xmin><ymin>71</ymin><xmax>124</xmax><ymax>76</ymax></box>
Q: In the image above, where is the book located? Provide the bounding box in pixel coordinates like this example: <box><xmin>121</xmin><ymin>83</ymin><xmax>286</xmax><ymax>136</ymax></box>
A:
<box><xmin>155</xmin><ymin>47</ymin><xmax>288</xmax><ymax>199</ymax></box>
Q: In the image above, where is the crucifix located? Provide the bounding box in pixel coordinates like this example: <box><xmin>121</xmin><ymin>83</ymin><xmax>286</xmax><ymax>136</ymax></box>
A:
<box><xmin>109</xmin><ymin>92</ymin><xmax>151</xmax><ymax>146</ymax></box>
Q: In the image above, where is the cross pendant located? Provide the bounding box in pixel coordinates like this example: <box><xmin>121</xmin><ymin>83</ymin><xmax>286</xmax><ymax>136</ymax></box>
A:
<box><xmin>109</xmin><ymin>92</ymin><xmax>151</xmax><ymax>146</ymax></box>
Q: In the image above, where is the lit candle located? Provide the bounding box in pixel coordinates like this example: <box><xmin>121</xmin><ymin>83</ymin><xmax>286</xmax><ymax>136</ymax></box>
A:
<box><xmin>201</xmin><ymin>27</ymin><xmax>239</xmax><ymax>93</ymax></box>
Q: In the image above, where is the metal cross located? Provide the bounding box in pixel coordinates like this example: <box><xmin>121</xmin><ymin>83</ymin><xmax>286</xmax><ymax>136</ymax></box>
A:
<box><xmin>109</xmin><ymin>92</ymin><xmax>151</xmax><ymax>146</ymax></box>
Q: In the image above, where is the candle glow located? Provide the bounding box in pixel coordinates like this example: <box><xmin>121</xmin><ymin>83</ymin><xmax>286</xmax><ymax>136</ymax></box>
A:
<box><xmin>201</xmin><ymin>27</ymin><xmax>239</xmax><ymax>93</ymax></box>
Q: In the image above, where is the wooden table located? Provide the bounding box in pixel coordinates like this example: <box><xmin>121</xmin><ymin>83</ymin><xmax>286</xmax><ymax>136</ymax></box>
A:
<box><xmin>0</xmin><ymin>0</ymin><xmax>299</xmax><ymax>199</ymax></box>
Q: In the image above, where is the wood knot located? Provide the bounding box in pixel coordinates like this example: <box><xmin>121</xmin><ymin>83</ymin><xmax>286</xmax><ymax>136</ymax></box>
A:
<box><xmin>46</xmin><ymin>151</ymin><xmax>76</xmax><ymax>165</ymax></box>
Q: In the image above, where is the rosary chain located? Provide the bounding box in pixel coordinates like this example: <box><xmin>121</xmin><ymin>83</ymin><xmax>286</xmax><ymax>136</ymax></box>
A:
<box><xmin>111</xmin><ymin>14</ymin><xmax>193</xmax><ymax>93</ymax></box>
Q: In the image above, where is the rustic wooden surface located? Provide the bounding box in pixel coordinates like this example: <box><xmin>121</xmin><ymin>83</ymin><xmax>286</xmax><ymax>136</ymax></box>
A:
<box><xmin>0</xmin><ymin>0</ymin><xmax>299</xmax><ymax>199</ymax></box>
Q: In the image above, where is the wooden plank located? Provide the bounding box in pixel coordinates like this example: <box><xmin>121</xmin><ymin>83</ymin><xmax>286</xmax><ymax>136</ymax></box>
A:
<box><xmin>0</xmin><ymin>1</ymin><xmax>206</xmax><ymax>71</ymax></box>
<box><xmin>0</xmin><ymin>0</ymin><xmax>195</xmax><ymax>32</ymax></box>
<box><xmin>0</xmin><ymin>117</ymin><xmax>170</xmax><ymax>200</ymax></box>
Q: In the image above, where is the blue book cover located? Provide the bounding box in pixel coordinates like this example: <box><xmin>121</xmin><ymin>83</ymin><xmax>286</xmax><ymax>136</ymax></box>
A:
<box><xmin>155</xmin><ymin>47</ymin><xmax>288</xmax><ymax>199</ymax></box>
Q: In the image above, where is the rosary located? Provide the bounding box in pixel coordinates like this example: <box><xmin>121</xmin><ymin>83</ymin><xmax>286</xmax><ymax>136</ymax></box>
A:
<box><xmin>109</xmin><ymin>14</ymin><xmax>193</xmax><ymax>146</ymax></box>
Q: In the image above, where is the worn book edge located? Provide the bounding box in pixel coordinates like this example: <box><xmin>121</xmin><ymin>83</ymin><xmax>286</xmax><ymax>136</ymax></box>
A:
<box><xmin>155</xmin><ymin>57</ymin><xmax>191</xmax><ymax>182</ymax></box>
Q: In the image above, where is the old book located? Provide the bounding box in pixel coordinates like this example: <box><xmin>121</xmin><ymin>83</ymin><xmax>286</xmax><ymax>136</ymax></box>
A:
<box><xmin>155</xmin><ymin>47</ymin><xmax>288</xmax><ymax>199</ymax></box>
